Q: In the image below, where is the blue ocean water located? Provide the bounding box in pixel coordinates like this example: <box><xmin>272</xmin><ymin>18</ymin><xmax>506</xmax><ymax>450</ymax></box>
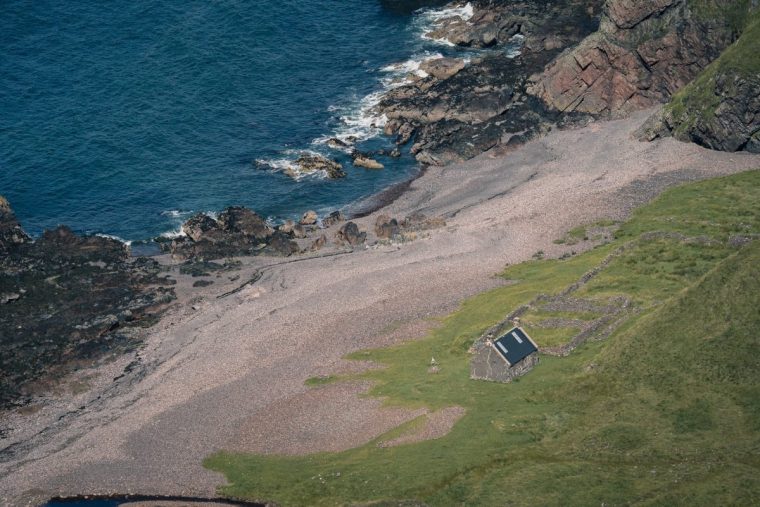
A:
<box><xmin>0</xmin><ymin>1</ymin><xmax>466</xmax><ymax>242</ymax></box>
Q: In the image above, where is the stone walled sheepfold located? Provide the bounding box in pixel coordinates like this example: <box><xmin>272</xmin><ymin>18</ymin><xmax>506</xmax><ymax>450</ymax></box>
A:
<box><xmin>470</xmin><ymin>325</ymin><xmax>539</xmax><ymax>383</ymax></box>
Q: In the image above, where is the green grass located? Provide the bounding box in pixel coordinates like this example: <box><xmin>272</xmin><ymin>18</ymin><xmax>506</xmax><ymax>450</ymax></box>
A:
<box><xmin>521</xmin><ymin>324</ymin><xmax>582</xmax><ymax>348</ymax></box>
<box><xmin>205</xmin><ymin>171</ymin><xmax>760</xmax><ymax>506</ymax></box>
<box><xmin>688</xmin><ymin>0</ymin><xmax>756</xmax><ymax>35</ymax></box>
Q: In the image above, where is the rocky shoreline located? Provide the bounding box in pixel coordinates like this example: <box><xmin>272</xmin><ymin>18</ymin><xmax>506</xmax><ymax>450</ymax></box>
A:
<box><xmin>0</xmin><ymin>191</ymin><xmax>452</xmax><ymax>410</ymax></box>
<box><xmin>376</xmin><ymin>0</ymin><xmax>758</xmax><ymax>166</ymax></box>
<box><xmin>0</xmin><ymin>198</ymin><xmax>176</xmax><ymax>410</ymax></box>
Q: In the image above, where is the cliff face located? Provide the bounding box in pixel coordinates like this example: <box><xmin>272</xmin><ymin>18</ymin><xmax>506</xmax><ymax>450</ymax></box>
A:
<box><xmin>638</xmin><ymin>13</ymin><xmax>760</xmax><ymax>152</ymax></box>
<box><xmin>527</xmin><ymin>0</ymin><xmax>751</xmax><ymax>117</ymax></box>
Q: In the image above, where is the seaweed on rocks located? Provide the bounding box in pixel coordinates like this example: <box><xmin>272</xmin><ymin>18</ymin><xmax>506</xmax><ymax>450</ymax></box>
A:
<box><xmin>0</xmin><ymin>198</ymin><xmax>176</xmax><ymax>409</ymax></box>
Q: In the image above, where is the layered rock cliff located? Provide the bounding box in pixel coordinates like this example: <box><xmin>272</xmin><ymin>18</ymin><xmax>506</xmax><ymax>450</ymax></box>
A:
<box><xmin>638</xmin><ymin>12</ymin><xmax>760</xmax><ymax>152</ymax></box>
<box><xmin>527</xmin><ymin>0</ymin><xmax>754</xmax><ymax>117</ymax></box>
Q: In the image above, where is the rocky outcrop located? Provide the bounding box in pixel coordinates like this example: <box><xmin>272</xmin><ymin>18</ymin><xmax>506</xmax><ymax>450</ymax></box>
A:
<box><xmin>375</xmin><ymin>212</ymin><xmax>447</xmax><ymax>240</ymax></box>
<box><xmin>375</xmin><ymin>215</ymin><xmax>401</xmax><ymax>239</ymax></box>
<box><xmin>0</xmin><ymin>196</ymin><xmax>31</xmax><ymax>254</ymax></box>
<box><xmin>419</xmin><ymin>57</ymin><xmax>466</xmax><ymax>80</ymax></box>
<box><xmin>290</xmin><ymin>154</ymin><xmax>345</xmax><ymax>179</ymax></box>
<box><xmin>0</xmin><ymin>197</ymin><xmax>175</xmax><ymax>409</ymax></box>
<box><xmin>640</xmin><ymin>72</ymin><xmax>760</xmax><ymax>153</ymax></box>
<box><xmin>164</xmin><ymin>206</ymin><xmax>298</xmax><ymax>259</ymax></box>
<box><xmin>528</xmin><ymin>0</ymin><xmax>750</xmax><ymax>117</ymax></box>
<box><xmin>376</xmin><ymin>0</ymin><xmax>603</xmax><ymax>165</ymax></box>
<box><xmin>637</xmin><ymin>15</ymin><xmax>760</xmax><ymax>153</ymax></box>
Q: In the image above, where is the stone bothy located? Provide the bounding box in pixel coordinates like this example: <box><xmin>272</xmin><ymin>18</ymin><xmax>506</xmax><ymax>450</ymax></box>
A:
<box><xmin>470</xmin><ymin>322</ymin><xmax>539</xmax><ymax>383</ymax></box>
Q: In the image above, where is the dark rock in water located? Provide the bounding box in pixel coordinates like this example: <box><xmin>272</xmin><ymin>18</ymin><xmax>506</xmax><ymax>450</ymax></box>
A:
<box><xmin>336</xmin><ymin>222</ymin><xmax>366</xmax><ymax>247</ymax></box>
<box><xmin>292</xmin><ymin>154</ymin><xmax>345</xmax><ymax>179</ymax></box>
<box><xmin>34</xmin><ymin>225</ymin><xmax>129</xmax><ymax>263</ymax></box>
<box><xmin>0</xmin><ymin>198</ymin><xmax>175</xmax><ymax>409</ymax></box>
<box><xmin>322</xmin><ymin>210</ymin><xmax>345</xmax><ymax>228</ymax></box>
<box><xmin>352</xmin><ymin>154</ymin><xmax>384</xmax><ymax>170</ymax></box>
<box><xmin>326</xmin><ymin>137</ymin><xmax>353</xmax><ymax>150</ymax></box>
<box><xmin>375</xmin><ymin>215</ymin><xmax>401</xmax><ymax>239</ymax></box>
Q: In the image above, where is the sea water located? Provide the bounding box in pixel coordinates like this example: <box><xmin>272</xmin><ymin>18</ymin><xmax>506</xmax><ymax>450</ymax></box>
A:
<box><xmin>0</xmin><ymin>1</ymin><xmax>490</xmax><ymax>242</ymax></box>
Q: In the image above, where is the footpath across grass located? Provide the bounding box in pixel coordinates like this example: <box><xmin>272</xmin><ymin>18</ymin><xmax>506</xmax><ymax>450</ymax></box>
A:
<box><xmin>205</xmin><ymin>171</ymin><xmax>760</xmax><ymax>506</ymax></box>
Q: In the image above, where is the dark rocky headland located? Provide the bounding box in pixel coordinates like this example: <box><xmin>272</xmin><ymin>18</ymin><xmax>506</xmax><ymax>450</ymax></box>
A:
<box><xmin>0</xmin><ymin>197</ymin><xmax>175</xmax><ymax>409</ymax></box>
<box><xmin>378</xmin><ymin>0</ymin><xmax>760</xmax><ymax>166</ymax></box>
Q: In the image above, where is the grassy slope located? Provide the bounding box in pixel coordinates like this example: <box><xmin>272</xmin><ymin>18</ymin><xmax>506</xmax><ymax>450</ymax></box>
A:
<box><xmin>206</xmin><ymin>171</ymin><xmax>760</xmax><ymax>506</ymax></box>
<box><xmin>665</xmin><ymin>10</ymin><xmax>760</xmax><ymax>135</ymax></box>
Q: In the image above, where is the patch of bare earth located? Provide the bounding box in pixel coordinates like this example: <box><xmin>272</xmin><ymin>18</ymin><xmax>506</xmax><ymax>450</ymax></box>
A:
<box><xmin>378</xmin><ymin>406</ymin><xmax>467</xmax><ymax>448</ymax></box>
<box><xmin>229</xmin><ymin>381</ymin><xmax>426</xmax><ymax>455</ymax></box>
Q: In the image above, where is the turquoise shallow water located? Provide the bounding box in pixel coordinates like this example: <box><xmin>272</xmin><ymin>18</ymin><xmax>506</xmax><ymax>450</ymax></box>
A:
<box><xmin>1</xmin><ymin>1</ymin><xmax>462</xmax><ymax>241</ymax></box>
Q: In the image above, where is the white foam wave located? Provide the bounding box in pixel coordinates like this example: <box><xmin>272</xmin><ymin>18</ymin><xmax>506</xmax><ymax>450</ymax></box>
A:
<box><xmin>505</xmin><ymin>34</ymin><xmax>525</xmax><ymax>59</ymax></box>
<box><xmin>159</xmin><ymin>227</ymin><xmax>187</xmax><ymax>239</ymax></box>
<box><xmin>379</xmin><ymin>51</ymin><xmax>443</xmax><ymax>86</ymax></box>
<box><xmin>419</xmin><ymin>2</ymin><xmax>473</xmax><ymax>24</ymax></box>
<box><xmin>160</xmin><ymin>210</ymin><xmax>186</xmax><ymax>218</ymax></box>
<box><xmin>256</xmin><ymin>149</ymin><xmax>332</xmax><ymax>181</ymax></box>
<box><xmin>416</xmin><ymin>2</ymin><xmax>474</xmax><ymax>46</ymax></box>
<box><xmin>96</xmin><ymin>233</ymin><xmax>133</xmax><ymax>246</ymax></box>
<box><xmin>314</xmin><ymin>51</ymin><xmax>448</xmax><ymax>148</ymax></box>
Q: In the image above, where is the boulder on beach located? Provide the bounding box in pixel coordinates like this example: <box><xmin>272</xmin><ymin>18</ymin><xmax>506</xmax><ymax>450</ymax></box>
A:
<box><xmin>265</xmin><ymin>231</ymin><xmax>300</xmax><ymax>256</ymax></box>
<box><xmin>310</xmin><ymin>234</ymin><xmax>327</xmax><ymax>251</ymax></box>
<box><xmin>375</xmin><ymin>214</ymin><xmax>401</xmax><ymax>239</ymax></box>
<box><xmin>322</xmin><ymin>210</ymin><xmax>345</xmax><ymax>228</ymax></box>
<box><xmin>336</xmin><ymin>221</ymin><xmax>366</xmax><ymax>247</ymax></box>
<box><xmin>300</xmin><ymin>210</ymin><xmax>318</xmax><ymax>225</ymax></box>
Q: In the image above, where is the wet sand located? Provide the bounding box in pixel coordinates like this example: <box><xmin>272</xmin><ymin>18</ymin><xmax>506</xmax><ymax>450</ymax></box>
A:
<box><xmin>2</xmin><ymin>109</ymin><xmax>760</xmax><ymax>506</ymax></box>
